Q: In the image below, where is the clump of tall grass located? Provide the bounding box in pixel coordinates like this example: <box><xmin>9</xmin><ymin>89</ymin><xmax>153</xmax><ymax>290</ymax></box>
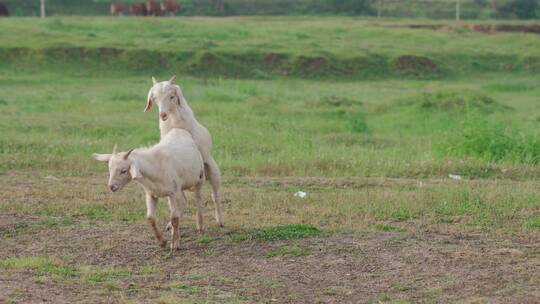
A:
<box><xmin>438</xmin><ymin>117</ymin><xmax>540</xmax><ymax>164</ymax></box>
<box><xmin>349</xmin><ymin>111</ymin><xmax>369</xmax><ymax>133</ymax></box>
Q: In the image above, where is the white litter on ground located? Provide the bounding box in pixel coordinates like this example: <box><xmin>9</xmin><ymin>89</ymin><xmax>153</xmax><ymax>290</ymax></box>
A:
<box><xmin>448</xmin><ymin>174</ymin><xmax>462</xmax><ymax>181</ymax></box>
<box><xmin>294</xmin><ymin>191</ymin><xmax>307</xmax><ymax>198</ymax></box>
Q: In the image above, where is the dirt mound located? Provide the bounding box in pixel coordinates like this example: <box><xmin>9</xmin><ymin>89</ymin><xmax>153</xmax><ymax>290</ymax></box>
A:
<box><xmin>406</xmin><ymin>24</ymin><xmax>450</xmax><ymax>31</ymax></box>
<box><xmin>319</xmin><ymin>96</ymin><xmax>360</xmax><ymax>107</ymax></box>
<box><xmin>401</xmin><ymin>23</ymin><xmax>540</xmax><ymax>35</ymax></box>
<box><xmin>200</xmin><ymin>52</ymin><xmax>217</xmax><ymax>65</ymax></box>
<box><xmin>264</xmin><ymin>53</ymin><xmax>287</xmax><ymax>66</ymax></box>
<box><xmin>395</xmin><ymin>55</ymin><xmax>438</xmax><ymax>74</ymax></box>
<box><xmin>470</xmin><ymin>24</ymin><xmax>495</xmax><ymax>33</ymax></box>
<box><xmin>297</xmin><ymin>56</ymin><xmax>328</xmax><ymax>74</ymax></box>
<box><xmin>494</xmin><ymin>24</ymin><xmax>540</xmax><ymax>34</ymax></box>
<box><xmin>416</xmin><ymin>91</ymin><xmax>511</xmax><ymax>114</ymax></box>
<box><xmin>98</xmin><ymin>47</ymin><xmax>122</xmax><ymax>56</ymax></box>
<box><xmin>2</xmin><ymin>45</ymin><xmax>538</xmax><ymax>80</ymax></box>
<box><xmin>469</xmin><ymin>24</ymin><xmax>540</xmax><ymax>34</ymax></box>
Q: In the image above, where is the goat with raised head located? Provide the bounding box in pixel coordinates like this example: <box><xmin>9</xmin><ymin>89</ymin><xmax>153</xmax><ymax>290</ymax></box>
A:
<box><xmin>145</xmin><ymin>75</ymin><xmax>224</xmax><ymax>227</ymax></box>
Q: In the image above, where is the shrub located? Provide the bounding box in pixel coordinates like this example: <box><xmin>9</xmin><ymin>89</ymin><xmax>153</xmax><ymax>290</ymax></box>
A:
<box><xmin>497</xmin><ymin>0</ymin><xmax>538</xmax><ymax>19</ymax></box>
<box><xmin>349</xmin><ymin>111</ymin><xmax>369</xmax><ymax>133</ymax></box>
<box><xmin>438</xmin><ymin>118</ymin><xmax>540</xmax><ymax>164</ymax></box>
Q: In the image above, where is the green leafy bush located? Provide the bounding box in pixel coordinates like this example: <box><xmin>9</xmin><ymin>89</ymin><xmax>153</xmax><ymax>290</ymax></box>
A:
<box><xmin>438</xmin><ymin>118</ymin><xmax>540</xmax><ymax>164</ymax></box>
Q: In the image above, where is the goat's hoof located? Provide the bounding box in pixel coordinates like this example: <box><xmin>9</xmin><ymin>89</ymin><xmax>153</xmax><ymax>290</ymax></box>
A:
<box><xmin>159</xmin><ymin>240</ymin><xmax>167</xmax><ymax>248</ymax></box>
<box><xmin>170</xmin><ymin>244</ymin><xmax>180</xmax><ymax>252</ymax></box>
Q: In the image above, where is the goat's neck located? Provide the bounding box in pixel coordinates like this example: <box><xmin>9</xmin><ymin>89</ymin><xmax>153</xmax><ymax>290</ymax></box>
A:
<box><xmin>130</xmin><ymin>151</ymin><xmax>164</xmax><ymax>190</ymax></box>
<box><xmin>159</xmin><ymin>97</ymin><xmax>197</xmax><ymax>137</ymax></box>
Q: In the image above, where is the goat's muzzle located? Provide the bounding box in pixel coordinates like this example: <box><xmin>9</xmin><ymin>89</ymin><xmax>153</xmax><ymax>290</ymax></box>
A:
<box><xmin>109</xmin><ymin>184</ymin><xmax>119</xmax><ymax>192</ymax></box>
<box><xmin>160</xmin><ymin>112</ymin><xmax>168</xmax><ymax>121</ymax></box>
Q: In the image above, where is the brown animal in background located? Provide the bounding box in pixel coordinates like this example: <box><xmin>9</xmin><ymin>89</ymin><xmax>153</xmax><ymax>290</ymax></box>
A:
<box><xmin>0</xmin><ymin>2</ymin><xmax>9</xmax><ymax>17</ymax></box>
<box><xmin>161</xmin><ymin>0</ymin><xmax>180</xmax><ymax>16</ymax></box>
<box><xmin>110</xmin><ymin>3</ymin><xmax>129</xmax><ymax>16</ymax></box>
<box><xmin>146</xmin><ymin>1</ymin><xmax>162</xmax><ymax>16</ymax></box>
<box><xmin>130</xmin><ymin>3</ymin><xmax>148</xmax><ymax>16</ymax></box>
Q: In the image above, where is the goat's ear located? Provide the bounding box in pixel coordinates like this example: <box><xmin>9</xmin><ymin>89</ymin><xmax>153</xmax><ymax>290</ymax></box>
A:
<box><xmin>144</xmin><ymin>98</ymin><xmax>153</xmax><ymax>112</ymax></box>
<box><xmin>151</xmin><ymin>76</ymin><xmax>157</xmax><ymax>85</ymax></box>
<box><xmin>123</xmin><ymin>148</ymin><xmax>134</xmax><ymax>160</ymax></box>
<box><xmin>92</xmin><ymin>153</ymin><xmax>112</xmax><ymax>162</ymax></box>
<box><xmin>175</xmin><ymin>91</ymin><xmax>181</xmax><ymax>106</ymax></box>
<box><xmin>144</xmin><ymin>90</ymin><xmax>153</xmax><ymax>112</ymax></box>
<box><xmin>129</xmin><ymin>163</ymin><xmax>142</xmax><ymax>180</ymax></box>
<box><xmin>174</xmin><ymin>85</ymin><xmax>182</xmax><ymax>107</ymax></box>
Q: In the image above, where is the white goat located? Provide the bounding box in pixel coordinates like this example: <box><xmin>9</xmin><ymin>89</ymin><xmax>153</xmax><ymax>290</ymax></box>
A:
<box><xmin>144</xmin><ymin>75</ymin><xmax>224</xmax><ymax>227</ymax></box>
<box><xmin>93</xmin><ymin>128</ymin><xmax>205</xmax><ymax>252</ymax></box>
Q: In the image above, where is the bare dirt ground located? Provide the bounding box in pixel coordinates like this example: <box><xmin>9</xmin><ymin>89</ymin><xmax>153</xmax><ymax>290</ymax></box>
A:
<box><xmin>1</xmin><ymin>214</ymin><xmax>539</xmax><ymax>303</ymax></box>
<box><xmin>1</xmin><ymin>172</ymin><xmax>539</xmax><ymax>303</ymax></box>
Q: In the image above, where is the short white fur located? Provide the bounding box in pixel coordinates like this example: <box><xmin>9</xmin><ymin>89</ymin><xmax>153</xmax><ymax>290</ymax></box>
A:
<box><xmin>93</xmin><ymin>128</ymin><xmax>206</xmax><ymax>252</ymax></box>
<box><xmin>145</xmin><ymin>75</ymin><xmax>224</xmax><ymax>227</ymax></box>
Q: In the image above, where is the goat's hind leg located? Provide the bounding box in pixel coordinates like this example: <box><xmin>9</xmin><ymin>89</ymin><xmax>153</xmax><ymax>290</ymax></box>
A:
<box><xmin>204</xmin><ymin>156</ymin><xmax>224</xmax><ymax>227</ymax></box>
<box><xmin>167</xmin><ymin>192</ymin><xmax>185</xmax><ymax>252</ymax></box>
<box><xmin>194</xmin><ymin>182</ymin><xmax>204</xmax><ymax>233</ymax></box>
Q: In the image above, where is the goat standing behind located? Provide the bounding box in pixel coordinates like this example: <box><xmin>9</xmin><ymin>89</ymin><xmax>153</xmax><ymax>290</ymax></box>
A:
<box><xmin>145</xmin><ymin>76</ymin><xmax>224</xmax><ymax>227</ymax></box>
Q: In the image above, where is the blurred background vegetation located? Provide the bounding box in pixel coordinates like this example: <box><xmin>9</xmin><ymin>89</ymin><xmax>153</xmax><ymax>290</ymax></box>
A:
<box><xmin>1</xmin><ymin>0</ymin><xmax>539</xmax><ymax>19</ymax></box>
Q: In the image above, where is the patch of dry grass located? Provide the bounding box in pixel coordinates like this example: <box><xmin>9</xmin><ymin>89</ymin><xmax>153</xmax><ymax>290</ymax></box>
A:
<box><xmin>1</xmin><ymin>172</ymin><xmax>539</xmax><ymax>236</ymax></box>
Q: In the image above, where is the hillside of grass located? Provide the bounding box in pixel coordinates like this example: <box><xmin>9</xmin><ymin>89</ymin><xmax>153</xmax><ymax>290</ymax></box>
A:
<box><xmin>1</xmin><ymin>17</ymin><xmax>539</xmax><ymax>79</ymax></box>
<box><xmin>1</xmin><ymin>17</ymin><xmax>540</xmax><ymax>179</ymax></box>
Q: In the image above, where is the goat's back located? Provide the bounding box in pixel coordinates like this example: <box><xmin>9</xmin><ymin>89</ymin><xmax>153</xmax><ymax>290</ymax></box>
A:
<box><xmin>156</xmin><ymin>128</ymin><xmax>203</xmax><ymax>185</ymax></box>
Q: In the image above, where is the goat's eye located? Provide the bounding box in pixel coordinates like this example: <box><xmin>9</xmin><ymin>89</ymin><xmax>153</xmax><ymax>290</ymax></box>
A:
<box><xmin>120</xmin><ymin>169</ymin><xmax>128</xmax><ymax>174</ymax></box>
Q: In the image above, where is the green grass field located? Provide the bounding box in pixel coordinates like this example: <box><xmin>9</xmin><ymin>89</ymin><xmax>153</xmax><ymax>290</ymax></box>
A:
<box><xmin>1</xmin><ymin>17</ymin><xmax>540</xmax><ymax>303</ymax></box>
<box><xmin>2</xmin><ymin>17</ymin><xmax>540</xmax><ymax>78</ymax></box>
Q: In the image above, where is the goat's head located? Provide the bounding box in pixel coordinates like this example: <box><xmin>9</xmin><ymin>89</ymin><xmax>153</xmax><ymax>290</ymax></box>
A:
<box><xmin>92</xmin><ymin>145</ymin><xmax>138</xmax><ymax>192</ymax></box>
<box><xmin>144</xmin><ymin>75</ymin><xmax>184</xmax><ymax>122</ymax></box>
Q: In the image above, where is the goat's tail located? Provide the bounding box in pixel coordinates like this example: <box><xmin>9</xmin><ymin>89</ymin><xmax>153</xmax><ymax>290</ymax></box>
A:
<box><xmin>198</xmin><ymin>152</ymin><xmax>206</xmax><ymax>181</ymax></box>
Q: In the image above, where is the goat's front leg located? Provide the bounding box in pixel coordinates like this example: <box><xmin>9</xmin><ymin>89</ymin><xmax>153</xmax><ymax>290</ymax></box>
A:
<box><xmin>167</xmin><ymin>192</ymin><xmax>185</xmax><ymax>252</ymax></box>
<box><xmin>146</xmin><ymin>192</ymin><xmax>166</xmax><ymax>248</ymax></box>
